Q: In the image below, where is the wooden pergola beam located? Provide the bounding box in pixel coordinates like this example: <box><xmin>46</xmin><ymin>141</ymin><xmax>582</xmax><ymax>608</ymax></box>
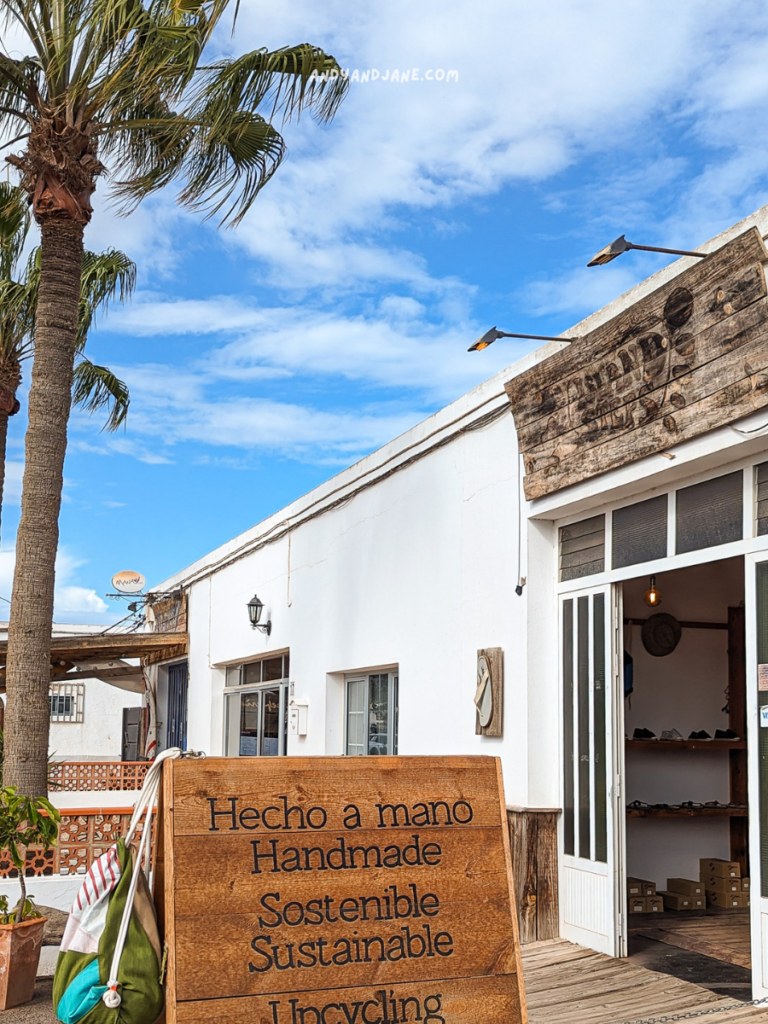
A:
<box><xmin>0</xmin><ymin>631</ymin><xmax>187</xmax><ymax>667</ymax></box>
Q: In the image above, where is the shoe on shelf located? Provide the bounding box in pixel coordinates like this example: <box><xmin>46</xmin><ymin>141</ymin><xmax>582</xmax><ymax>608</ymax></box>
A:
<box><xmin>660</xmin><ymin>729</ymin><xmax>684</xmax><ymax>741</ymax></box>
<box><xmin>633</xmin><ymin>728</ymin><xmax>657</xmax><ymax>740</ymax></box>
<box><xmin>688</xmin><ymin>730</ymin><xmax>712</xmax><ymax>740</ymax></box>
<box><xmin>714</xmin><ymin>728</ymin><xmax>740</xmax><ymax>740</ymax></box>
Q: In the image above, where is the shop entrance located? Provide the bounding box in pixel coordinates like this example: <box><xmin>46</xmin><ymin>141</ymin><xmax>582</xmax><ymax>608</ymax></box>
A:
<box><xmin>622</xmin><ymin>556</ymin><xmax>751</xmax><ymax>984</ymax></box>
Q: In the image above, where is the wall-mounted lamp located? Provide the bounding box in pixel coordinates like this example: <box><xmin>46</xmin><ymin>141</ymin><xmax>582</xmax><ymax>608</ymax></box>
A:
<box><xmin>643</xmin><ymin>575</ymin><xmax>662</xmax><ymax>608</ymax></box>
<box><xmin>247</xmin><ymin>594</ymin><xmax>272</xmax><ymax>635</ymax></box>
<box><xmin>587</xmin><ymin>235</ymin><xmax>706</xmax><ymax>268</ymax></box>
<box><xmin>468</xmin><ymin>326</ymin><xmax>579</xmax><ymax>352</ymax></box>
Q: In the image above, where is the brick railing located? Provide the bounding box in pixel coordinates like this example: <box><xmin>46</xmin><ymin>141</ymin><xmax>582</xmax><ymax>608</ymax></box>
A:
<box><xmin>0</xmin><ymin>808</ymin><xmax>154</xmax><ymax>879</ymax></box>
<box><xmin>48</xmin><ymin>761</ymin><xmax>150</xmax><ymax>792</ymax></box>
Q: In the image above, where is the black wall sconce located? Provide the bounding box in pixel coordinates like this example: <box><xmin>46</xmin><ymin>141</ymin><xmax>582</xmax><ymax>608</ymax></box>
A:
<box><xmin>247</xmin><ymin>594</ymin><xmax>272</xmax><ymax>635</ymax></box>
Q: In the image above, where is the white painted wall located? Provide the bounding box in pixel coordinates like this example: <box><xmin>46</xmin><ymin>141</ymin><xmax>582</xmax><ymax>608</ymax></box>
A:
<box><xmin>49</xmin><ymin>675</ymin><xmax>141</xmax><ymax>762</ymax></box>
<box><xmin>176</xmin><ymin>400</ymin><xmax>535</xmax><ymax>807</ymax></box>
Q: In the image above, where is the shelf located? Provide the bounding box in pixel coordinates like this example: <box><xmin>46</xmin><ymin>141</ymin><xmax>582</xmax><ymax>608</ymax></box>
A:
<box><xmin>627</xmin><ymin>806</ymin><xmax>747</xmax><ymax>819</ymax></box>
<box><xmin>626</xmin><ymin>740</ymin><xmax>746</xmax><ymax>751</ymax></box>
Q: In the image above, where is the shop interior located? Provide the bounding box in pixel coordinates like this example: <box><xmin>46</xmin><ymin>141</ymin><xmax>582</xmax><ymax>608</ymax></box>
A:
<box><xmin>623</xmin><ymin>556</ymin><xmax>751</xmax><ymax>982</ymax></box>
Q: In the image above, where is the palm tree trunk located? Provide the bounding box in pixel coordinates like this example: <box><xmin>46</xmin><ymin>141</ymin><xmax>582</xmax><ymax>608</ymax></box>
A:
<box><xmin>0</xmin><ymin>411</ymin><xmax>9</xmax><ymax>550</ymax></box>
<box><xmin>4</xmin><ymin>220</ymin><xmax>84</xmax><ymax>796</ymax></box>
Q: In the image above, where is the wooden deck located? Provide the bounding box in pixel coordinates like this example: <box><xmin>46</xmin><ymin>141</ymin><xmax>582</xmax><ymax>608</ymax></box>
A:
<box><xmin>522</xmin><ymin>940</ymin><xmax>768</xmax><ymax>1023</ymax></box>
<box><xmin>637</xmin><ymin>912</ymin><xmax>751</xmax><ymax>970</ymax></box>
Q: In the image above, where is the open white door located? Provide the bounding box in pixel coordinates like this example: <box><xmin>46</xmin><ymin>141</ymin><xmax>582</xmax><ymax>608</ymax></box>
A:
<box><xmin>747</xmin><ymin>554</ymin><xmax>768</xmax><ymax>997</ymax></box>
<box><xmin>559</xmin><ymin>583</ymin><xmax>625</xmax><ymax>956</ymax></box>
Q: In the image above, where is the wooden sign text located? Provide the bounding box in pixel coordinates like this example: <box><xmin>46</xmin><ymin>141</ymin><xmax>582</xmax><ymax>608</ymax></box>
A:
<box><xmin>505</xmin><ymin>227</ymin><xmax>768</xmax><ymax>500</ymax></box>
<box><xmin>156</xmin><ymin>756</ymin><xmax>527</xmax><ymax>1024</ymax></box>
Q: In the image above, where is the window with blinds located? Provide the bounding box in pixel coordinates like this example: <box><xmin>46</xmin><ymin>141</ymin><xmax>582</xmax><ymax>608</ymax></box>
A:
<box><xmin>559</xmin><ymin>515</ymin><xmax>606</xmax><ymax>582</ymax></box>
<box><xmin>612</xmin><ymin>495</ymin><xmax>668</xmax><ymax>569</ymax></box>
<box><xmin>676</xmin><ymin>471</ymin><xmax>743</xmax><ymax>554</ymax></box>
<box><xmin>757</xmin><ymin>463</ymin><xmax>768</xmax><ymax>537</ymax></box>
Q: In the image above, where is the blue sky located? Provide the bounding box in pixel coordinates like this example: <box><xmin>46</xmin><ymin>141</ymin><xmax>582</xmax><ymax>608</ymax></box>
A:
<box><xmin>5</xmin><ymin>0</ymin><xmax>768</xmax><ymax>621</ymax></box>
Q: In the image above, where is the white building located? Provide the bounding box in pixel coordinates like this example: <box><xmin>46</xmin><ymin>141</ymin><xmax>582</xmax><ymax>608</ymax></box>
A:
<box><xmin>0</xmin><ymin>622</ymin><xmax>143</xmax><ymax>764</ymax></box>
<box><xmin>149</xmin><ymin>205</ymin><xmax>768</xmax><ymax>990</ymax></box>
<box><xmin>0</xmin><ymin>623</ymin><xmax>145</xmax><ymax>911</ymax></box>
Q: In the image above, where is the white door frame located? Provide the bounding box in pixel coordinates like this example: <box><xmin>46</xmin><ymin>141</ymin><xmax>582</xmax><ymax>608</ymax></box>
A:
<box><xmin>746</xmin><ymin>550</ymin><xmax>768</xmax><ymax>998</ymax></box>
<box><xmin>558</xmin><ymin>582</ymin><xmax>624</xmax><ymax>956</ymax></box>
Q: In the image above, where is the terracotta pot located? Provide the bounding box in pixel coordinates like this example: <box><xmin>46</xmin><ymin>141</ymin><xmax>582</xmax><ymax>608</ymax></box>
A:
<box><xmin>0</xmin><ymin>916</ymin><xmax>47</xmax><ymax>1009</ymax></box>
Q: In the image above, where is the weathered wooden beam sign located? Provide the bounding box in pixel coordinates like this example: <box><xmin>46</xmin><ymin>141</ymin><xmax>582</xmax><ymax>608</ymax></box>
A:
<box><xmin>156</xmin><ymin>756</ymin><xmax>527</xmax><ymax>1024</ymax></box>
<box><xmin>505</xmin><ymin>227</ymin><xmax>768</xmax><ymax>500</ymax></box>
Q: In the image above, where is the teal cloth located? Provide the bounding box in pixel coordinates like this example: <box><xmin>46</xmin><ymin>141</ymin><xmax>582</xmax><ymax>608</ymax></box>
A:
<box><xmin>55</xmin><ymin>959</ymin><xmax>106</xmax><ymax>1024</ymax></box>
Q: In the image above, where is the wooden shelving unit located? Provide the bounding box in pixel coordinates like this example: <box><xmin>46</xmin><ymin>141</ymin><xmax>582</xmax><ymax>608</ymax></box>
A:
<box><xmin>624</xmin><ymin>608</ymin><xmax>749</xmax><ymax>875</ymax></box>
<box><xmin>627</xmin><ymin>805</ymin><xmax>747</xmax><ymax>819</ymax></box>
<box><xmin>626</xmin><ymin>740</ymin><xmax>746</xmax><ymax>751</ymax></box>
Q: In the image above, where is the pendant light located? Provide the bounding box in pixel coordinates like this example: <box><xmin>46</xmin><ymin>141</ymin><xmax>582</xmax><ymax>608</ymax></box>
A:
<box><xmin>643</xmin><ymin>575</ymin><xmax>662</xmax><ymax>608</ymax></box>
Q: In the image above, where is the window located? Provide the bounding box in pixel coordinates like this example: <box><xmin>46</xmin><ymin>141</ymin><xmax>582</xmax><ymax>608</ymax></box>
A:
<box><xmin>49</xmin><ymin>683</ymin><xmax>84</xmax><ymax>723</ymax></box>
<box><xmin>676</xmin><ymin>471</ymin><xmax>743</xmax><ymax>554</ymax></box>
<box><xmin>612</xmin><ymin>495</ymin><xmax>668</xmax><ymax>569</ymax></box>
<box><xmin>224</xmin><ymin>653</ymin><xmax>289</xmax><ymax>757</ymax></box>
<box><xmin>345</xmin><ymin>671</ymin><xmax>398</xmax><ymax>756</ymax></box>
<box><xmin>559</xmin><ymin>515</ymin><xmax>605</xmax><ymax>582</ymax></box>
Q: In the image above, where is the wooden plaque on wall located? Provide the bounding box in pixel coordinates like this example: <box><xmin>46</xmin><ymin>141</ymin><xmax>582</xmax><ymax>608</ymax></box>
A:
<box><xmin>156</xmin><ymin>756</ymin><xmax>528</xmax><ymax>1024</ymax></box>
<box><xmin>505</xmin><ymin>227</ymin><xmax>768</xmax><ymax>500</ymax></box>
<box><xmin>476</xmin><ymin>648</ymin><xmax>504</xmax><ymax>738</ymax></box>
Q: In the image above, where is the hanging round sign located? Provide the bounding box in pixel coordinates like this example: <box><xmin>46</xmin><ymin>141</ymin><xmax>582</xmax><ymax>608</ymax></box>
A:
<box><xmin>111</xmin><ymin>570</ymin><xmax>146</xmax><ymax>594</ymax></box>
<box><xmin>475</xmin><ymin>653</ymin><xmax>493</xmax><ymax>727</ymax></box>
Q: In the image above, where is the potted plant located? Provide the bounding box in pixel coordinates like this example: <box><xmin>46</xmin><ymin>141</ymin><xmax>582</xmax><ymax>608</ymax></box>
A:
<box><xmin>0</xmin><ymin>787</ymin><xmax>60</xmax><ymax>1009</ymax></box>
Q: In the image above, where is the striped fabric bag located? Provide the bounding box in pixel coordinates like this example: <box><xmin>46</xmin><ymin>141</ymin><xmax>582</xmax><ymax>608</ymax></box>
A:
<box><xmin>53</xmin><ymin>750</ymin><xmax>181</xmax><ymax>1024</ymax></box>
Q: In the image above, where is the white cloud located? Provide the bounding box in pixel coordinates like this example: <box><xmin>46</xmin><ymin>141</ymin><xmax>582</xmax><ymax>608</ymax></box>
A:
<box><xmin>1</xmin><ymin>461</ymin><xmax>23</xmax><ymax>506</ymax></box>
<box><xmin>520</xmin><ymin>265</ymin><xmax>643</xmax><ymax>321</ymax></box>
<box><xmin>106</xmin><ymin>296</ymin><xmax>516</xmax><ymax>400</ymax></box>
<box><xmin>213</xmin><ymin>0</ymin><xmax>747</xmax><ymax>290</ymax></box>
<box><xmin>0</xmin><ymin>547</ymin><xmax>108</xmax><ymax>619</ymax></box>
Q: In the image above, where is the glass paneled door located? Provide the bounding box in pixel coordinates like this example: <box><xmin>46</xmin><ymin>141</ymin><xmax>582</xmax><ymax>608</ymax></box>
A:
<box><xmin>559</xmin><ymin>583</ymin><xmax>625</xmax><ymax>956</ymax></box>
<box><xmin>746</xmin><ymin>554</ymin><xmax>768</xmax><ymax>997</ymax></box>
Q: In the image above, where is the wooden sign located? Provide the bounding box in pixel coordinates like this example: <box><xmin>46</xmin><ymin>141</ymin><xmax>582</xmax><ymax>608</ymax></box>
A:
<box><xmin>505</xmin><ymin>227</ymin><xmax>768</xmax><ymax>500</ymax></box>
<box><xmin>156</xmin><ymin>756</ymin><xmax>527</xmax><ymax>1024</ymax></box>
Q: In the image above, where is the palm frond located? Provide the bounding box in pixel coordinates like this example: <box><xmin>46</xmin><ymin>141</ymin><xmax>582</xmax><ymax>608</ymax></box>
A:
<box><xmin>77</xmin><ymin>247</ymin><xmax>136</xmax><ymax>346</ymax></box>
<box><xmin>0</xmin><ymin>279</ymin><xmax>33</xmax><ymax>366</ymax></box>
<box><xmin>0</xmin><ymin>183</ymin><xmax>30</xmax><ymax>279</ymax></box>
<box><xmin>109</xmin><ymin>107</ymin><xmax>286</xmax><ymax>224</ymax></box>
<box><xmin>0</xmin><ymin>0</ymin><xmax>348</xmax><ymax>227</ymax></box>
<box><xmin>195</xmin><ymin>45</ymin><xmax>349</xmax><ymax>127</ymax></box>
<box><xmin>72</xmin><ymin>357</ymin><xmax>130</xmax><ymax>431</ymax></box>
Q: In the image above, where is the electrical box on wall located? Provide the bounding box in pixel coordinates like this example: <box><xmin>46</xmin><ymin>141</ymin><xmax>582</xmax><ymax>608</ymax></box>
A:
<box><xmin>289</xmin><ymin>698</ymin><xmax>308</xmax><ymax>736</ymax></box>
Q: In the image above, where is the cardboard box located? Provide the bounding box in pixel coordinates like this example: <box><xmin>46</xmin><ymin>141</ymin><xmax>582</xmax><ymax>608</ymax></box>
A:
<box><xmin>646</xmin><ymin>895</ymin><xmax>664</xmax><ymax>912</ymax></box>
<box><xmin>628</xmin><ymin>896</ymin><xmax>647</xmax><ymax>914</ymax></box>
<box><xmin>706</xmin><ymin>889</ymin><xmax>741</xmax><ymax>909</ymax></box>
<box><xmin>667</xmin><ymin>878</ymin><xmax>703</xmax><ymax>896</ymax></box>
<box><xmin>702</xmin><ymin>876</ymin><xmax>741</xmax><ymax>894</ymax></box>
<box><xmin>627</xmin><ymin>877</ymin><xmax>656</xmax><ymax>896</ymax></box>
<box><xmin>700</xmin><ymin>858</ymin><xmax>740</xmax><ymax>879</ymax></box>
<box><xmin>742</xmin><ymin>893</ymin><xmax>751</xmax><ymax>907</ymax></box>
<box><xmin>741</xmin><ymin>878</ymin><xmax>750</xmax><ymax>892</ymax></box>
<box><xmin>659</xmin><ymin>891</ymin><xmax>692</xmax><ymax>910</ymax></box>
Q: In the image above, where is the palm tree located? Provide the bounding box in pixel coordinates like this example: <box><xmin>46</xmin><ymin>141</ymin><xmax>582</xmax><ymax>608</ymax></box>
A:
<box><xmin>0</xmin><ymin>183</ymin><xmax>134</xmax><ymax>548</ymax></box>
<box><xmin>0</xmin><ymin>0</ymin><xmax>348</xmax><ymax>793</ymax></box>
